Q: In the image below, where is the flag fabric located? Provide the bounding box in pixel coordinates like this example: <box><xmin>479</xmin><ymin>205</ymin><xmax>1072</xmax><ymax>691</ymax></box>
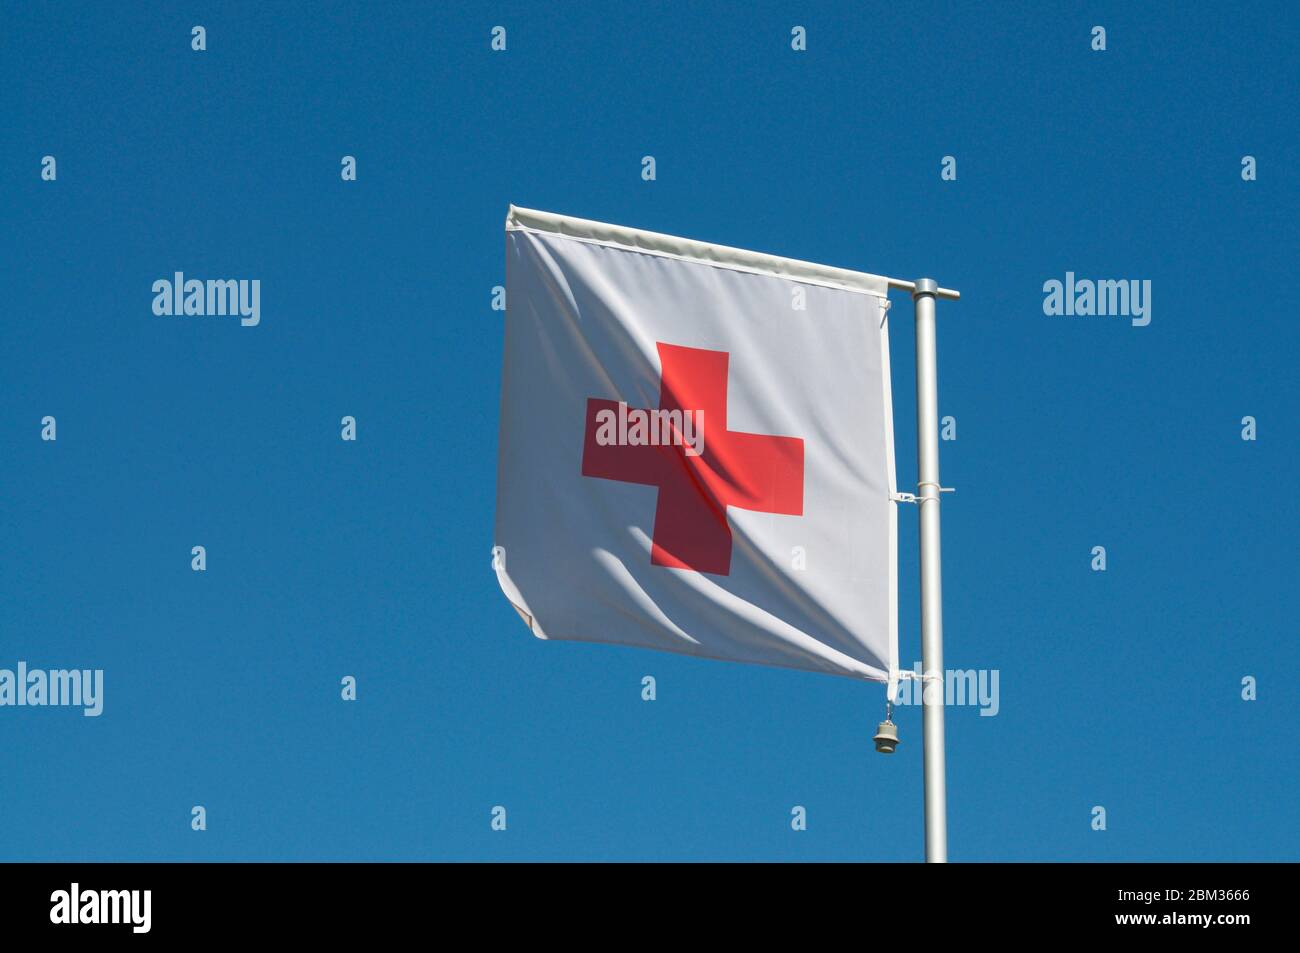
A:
<box><xmin>495</xmin><ymin>206</ymin><xmax>899</xmax><ymax>682</ymax></box>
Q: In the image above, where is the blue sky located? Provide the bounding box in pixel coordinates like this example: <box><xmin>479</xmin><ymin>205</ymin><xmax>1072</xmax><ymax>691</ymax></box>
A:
<box><xmin>1</xmin><ymin>1</ymin><xmax>1296</xmax><ymax>861</ymax></box>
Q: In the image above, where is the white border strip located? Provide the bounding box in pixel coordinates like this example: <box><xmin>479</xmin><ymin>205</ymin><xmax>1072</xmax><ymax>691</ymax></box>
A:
<box><xmin>879</xmin><ymin>300</ymin><xmax>900</xmax><ymax>692</ymax></box>
<box><xmin>507</xmin><ymin>205</ymin><xmax>890</xmax><ymax>298</ymax></box>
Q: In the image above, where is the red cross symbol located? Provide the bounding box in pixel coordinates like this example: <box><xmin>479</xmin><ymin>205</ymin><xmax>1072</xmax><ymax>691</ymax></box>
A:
<box><xmin>581</xmin><ymin>342</ymin><xmax>804</xmax><ymax>576</ymax></box>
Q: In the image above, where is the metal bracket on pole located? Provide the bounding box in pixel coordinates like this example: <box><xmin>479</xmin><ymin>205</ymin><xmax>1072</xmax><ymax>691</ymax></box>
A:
<box><xmin>891</xmin><ymin>484</ymin><xmax>954</xmax><ymax>505</ymax></box>
<box><xmin>887</xmin><ymin>277</ymin><xmax>961</xmax><ymax>301</ymax></box>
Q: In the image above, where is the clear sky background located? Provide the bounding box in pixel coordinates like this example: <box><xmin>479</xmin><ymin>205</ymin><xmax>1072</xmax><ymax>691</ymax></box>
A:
<box><xmin>2</xmin><ymin>1</ymin><xmax>1296</xmax><ymax>861</ymax></box>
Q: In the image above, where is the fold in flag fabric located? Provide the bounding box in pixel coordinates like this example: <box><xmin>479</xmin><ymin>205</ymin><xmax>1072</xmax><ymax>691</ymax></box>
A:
<box><xmin>495</xmin><ymin>206</ymin><xmax>899</xmax><ymax>682</ymax></box>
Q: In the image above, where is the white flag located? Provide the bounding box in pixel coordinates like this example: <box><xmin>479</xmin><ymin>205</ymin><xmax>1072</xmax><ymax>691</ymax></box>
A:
<box><xmin>495</xmin><ymin>206</ymin><xmax>899</xmax><ymax>682</ymax></box>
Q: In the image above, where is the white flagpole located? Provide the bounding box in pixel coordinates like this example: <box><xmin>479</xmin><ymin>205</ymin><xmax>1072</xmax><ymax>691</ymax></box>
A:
<box><xmin>909</xmin><ymin>277</ymin><xmax>952</xmax><ymax>863</ymax></box>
